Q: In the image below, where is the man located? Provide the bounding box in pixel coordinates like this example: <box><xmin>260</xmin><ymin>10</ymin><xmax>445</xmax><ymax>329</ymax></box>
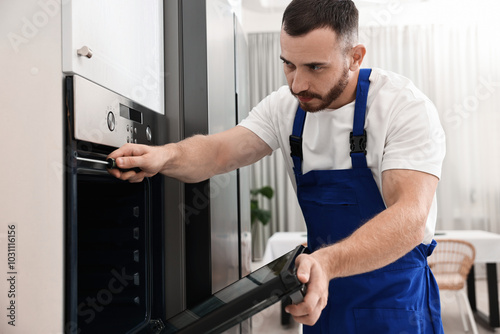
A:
<box><xmin>108</xmin><ymin>0</ymin><xmax>445</xmax><ymax>332</ymax></box>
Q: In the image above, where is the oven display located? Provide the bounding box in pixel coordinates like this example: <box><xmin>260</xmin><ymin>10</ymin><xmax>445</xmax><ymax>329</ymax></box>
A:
<box><xmin>120</xmin><ymin>104</ymin><xmax>143</xmax><ymax>124</ymax></box>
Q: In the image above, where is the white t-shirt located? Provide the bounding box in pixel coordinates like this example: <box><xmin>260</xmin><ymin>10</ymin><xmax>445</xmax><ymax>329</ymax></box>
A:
<box><xmin>239</xmin><ymin>68</ymin><xmax>446</xmax><ymax>244</ymax></box>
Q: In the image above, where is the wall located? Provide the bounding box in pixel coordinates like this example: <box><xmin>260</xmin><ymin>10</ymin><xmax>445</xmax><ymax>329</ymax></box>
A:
<box><xmin>241</xmin><ymin>0</ymin><xmax>499</xmax><ymax>33</ymax></box>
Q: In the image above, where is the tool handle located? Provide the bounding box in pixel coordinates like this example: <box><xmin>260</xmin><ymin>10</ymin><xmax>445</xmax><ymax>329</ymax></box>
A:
<box><xmin>106</xmin><ymin>158</ymin><xmax>142</xmax><ymax>173</ymax></box>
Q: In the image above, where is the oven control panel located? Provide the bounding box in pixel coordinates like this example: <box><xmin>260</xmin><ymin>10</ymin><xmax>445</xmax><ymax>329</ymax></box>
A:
<box><xmin>70</xmin><ymin>75</ymin><xmax>161</xmax><ymax>148</ymax></box>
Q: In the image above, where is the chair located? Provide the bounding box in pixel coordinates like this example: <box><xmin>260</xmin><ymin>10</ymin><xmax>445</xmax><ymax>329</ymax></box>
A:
<box><xmin>428</xmin><ymin>239</ymin><xmax>479</xmax><ymax>334</ymax></box>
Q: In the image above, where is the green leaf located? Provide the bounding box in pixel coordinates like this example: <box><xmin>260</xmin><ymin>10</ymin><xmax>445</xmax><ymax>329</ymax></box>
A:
<box><xmin>258</xmin><ymin>186</ymin><xmax>274</xmax><ymax>199</ymax></box>
<box><xmin>253</xmin><ymin>208</ymin><xmax>272</xmax><ymax>225</ymax></box>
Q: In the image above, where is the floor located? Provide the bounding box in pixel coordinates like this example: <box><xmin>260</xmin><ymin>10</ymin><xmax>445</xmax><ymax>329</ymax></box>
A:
<box><xmin>250</xmin><ymin>261</ymin><xmax>499</xmax><ymax>333</ymax></box>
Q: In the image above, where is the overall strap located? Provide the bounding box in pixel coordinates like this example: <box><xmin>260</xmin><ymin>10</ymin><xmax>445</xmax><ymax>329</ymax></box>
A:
<box><xmin>289</xmin><ymin>105</ymin><xmax>307</xmax><ymax>176</ymax></box>
<box><xmin>350</xmin><ymin>68</ymin><xmax>372</xmax><ymax>169</ymax></box>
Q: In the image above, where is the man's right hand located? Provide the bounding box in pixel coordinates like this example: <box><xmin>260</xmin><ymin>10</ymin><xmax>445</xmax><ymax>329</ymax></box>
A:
<box><xmin>107</xmin><ymin>143</ymin><xmax>168</xmax><ymax>183</ymax></box>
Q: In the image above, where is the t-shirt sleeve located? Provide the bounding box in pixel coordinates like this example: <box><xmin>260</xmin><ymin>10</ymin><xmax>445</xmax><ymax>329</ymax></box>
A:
<box><xmin>237</xmin><ymin>90</ymin><xmax>282</xmax><ymax>151</ymax></box>
<box><xmin>381</xmin><ymin>98</ymin><xmax>446</xmax><ymax>179</ymax></box>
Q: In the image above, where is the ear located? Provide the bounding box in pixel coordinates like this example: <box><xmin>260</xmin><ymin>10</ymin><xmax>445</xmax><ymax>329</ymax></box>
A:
<box><xmin>349</xmin><ymin>44</ymin><xmax>366</xmax><ymax>71</ymax></box>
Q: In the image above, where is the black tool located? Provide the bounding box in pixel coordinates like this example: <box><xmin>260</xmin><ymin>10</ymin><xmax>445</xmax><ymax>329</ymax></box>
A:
<box><xmin>76</xmin><ymin>156</ymin><xmax>142</xmax><ymax>173</ymax></box>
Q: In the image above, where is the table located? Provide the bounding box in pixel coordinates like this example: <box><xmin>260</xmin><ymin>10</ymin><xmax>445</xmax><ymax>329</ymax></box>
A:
<box><xmin>262</xmin><ymin>230</ymin><xmax>500</xmax><ymax>330</ymax></box>
<box><xmin>435</xmin><ymin>230</ymin><xmax>500</xmax><ymax>330</ymax></box>
<box><xmin>262</xmin><ymin>232</ymin><xmax>307</xmax><ymax>264</ymax></box>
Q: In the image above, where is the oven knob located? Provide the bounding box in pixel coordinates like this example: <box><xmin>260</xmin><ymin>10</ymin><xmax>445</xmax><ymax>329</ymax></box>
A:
<box><xmin>146</xmin><ymin>126</ymin><xmax>152</xmax><ymax>142</ymax></box>
<box><xmin>107</xmin><ymin>112</ymin><xmax>115</xmax><ymax>131</ymax></box>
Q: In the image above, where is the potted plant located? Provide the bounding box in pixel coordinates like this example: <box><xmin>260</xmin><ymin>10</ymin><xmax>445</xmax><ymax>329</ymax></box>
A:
<box><xmin>250</xmin><ymin>186</ymin><xmax>274</xmax><ymax>261</ymax></box>
<box><xmin>251</xmin><ymin>186</ymin><xmax>274</xmax><ymax>226</ymax></box>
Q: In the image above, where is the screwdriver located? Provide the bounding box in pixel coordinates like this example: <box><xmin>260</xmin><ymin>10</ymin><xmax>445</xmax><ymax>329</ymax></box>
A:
<box><xmin>76</xmin><ymin>156</ymin><xmax>142</xmax><ymax>173</ymax></box>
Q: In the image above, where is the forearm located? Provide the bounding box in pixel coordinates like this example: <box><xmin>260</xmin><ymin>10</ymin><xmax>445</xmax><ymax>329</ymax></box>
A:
<box><xmin>109</xmin><ymin>126</ymin><xmax>272</xmax><ymax>184</ymax></box>
<box><xmin>160</xmin><ymin>135</ymin><xmax>223</xmax><ymax>183</ymax></box>
<box><xmin>159</xmin><ymin>127</ymin><xmax>272</xmax><ymax>183</ymax></box>
<box><xmin>314</xmin><ymin>201</ymin><xmax>426</xmax><ymax>280</ymax></box>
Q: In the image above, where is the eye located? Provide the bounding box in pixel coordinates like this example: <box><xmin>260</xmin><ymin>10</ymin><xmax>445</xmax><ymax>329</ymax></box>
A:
<box><xmin>282</xmin><ymin>60</ymin><xmax>294</xmax><ymax>69</ymax></box>
<box><xmin>309</xmin><ymin>64</ymin><xmax>322</xmax><ymax>71</ymax></box>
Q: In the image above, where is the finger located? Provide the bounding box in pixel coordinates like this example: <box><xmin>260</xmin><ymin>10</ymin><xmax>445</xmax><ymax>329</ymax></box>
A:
<box><xmin>107</xmin><ymin>168</ymin><xmax>122</xmax><ymax>179</ymax></box>
<box><xmin>128</xmin><ymin>172</ymin><xmax>146</xmax><ymax>183</ymax></box>
<box><xmin>115</xmin><ymin>155</ymin><xmax>145</xmax><ymax>170</ymax></box>
<box><xmin>295</xmin><ymin>254</ymin><xmax>313</xmax><ymax>284</ymax></box>
<box><xmin>286</xmin><ymin>292</ymin><xmax>324</xmax><ymax>326</ymax></box>
<box><xmin>120</xmin><ymin>170</ymin><xmax>145</xmax><ymax>183</ymax></box>
<box><xmin>108</xmin><ymin>143</ymin><xmax>150</xmax><ymax>163</ymax></box>
<box><xmin>108</xmin><ymin>143</ymin><xmax>139</xmax><ymax>159</ymax></box>
<box><xmin>292</xmin><ymin>310</ymin><xmax>322</xmax><ymax>327</ymax></box>
<box><xmin>285</xmin><ymin>290</ymin><xmax>318</xmax><ymax>315</ymax></box>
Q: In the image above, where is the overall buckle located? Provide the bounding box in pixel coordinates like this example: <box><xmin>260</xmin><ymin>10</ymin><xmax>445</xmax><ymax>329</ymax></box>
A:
<box><xmin>350</xmin><ymin>131</ymin><xmax>367</xmax><ymax>155</ymax></box>
<box><xmin>289</xmin><ymin>135</ymin><xmax>303</xmax><ymax>159</ymax></box>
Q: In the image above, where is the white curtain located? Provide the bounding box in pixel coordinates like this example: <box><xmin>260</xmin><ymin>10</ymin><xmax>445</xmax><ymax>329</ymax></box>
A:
<box><xmin>247</xmin><ymin>32</ymin><xmax>306</xmax><ymax>260</ymax></box>
<box><xmin>247</xmin><ymin>19</ymin><xmax>500</xmax><ymax>259</ymax></box>
<box><xmin>360</xmin><ymin>22</ymin><xmax>500</xmax><ymax>233</ymax></box>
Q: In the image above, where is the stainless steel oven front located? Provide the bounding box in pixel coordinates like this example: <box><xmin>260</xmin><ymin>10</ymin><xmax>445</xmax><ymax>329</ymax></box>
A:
<box><xmin>65</xmin><ymin>75</ymin><xmax>168</xmax><ymax>334</ymax></box>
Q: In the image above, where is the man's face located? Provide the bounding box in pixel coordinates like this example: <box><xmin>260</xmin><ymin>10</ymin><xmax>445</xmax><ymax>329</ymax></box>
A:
<box><xmin>280</xmin><ymin>27</ymin><xmax>352</xmax><ymax>112</ymax></box>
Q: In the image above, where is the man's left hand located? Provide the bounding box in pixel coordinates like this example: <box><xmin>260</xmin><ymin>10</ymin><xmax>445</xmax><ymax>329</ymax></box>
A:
<box><xmin>285</xmin><ymin>253</ymin><xmax>329</xmax><ymax>326</ymax></box>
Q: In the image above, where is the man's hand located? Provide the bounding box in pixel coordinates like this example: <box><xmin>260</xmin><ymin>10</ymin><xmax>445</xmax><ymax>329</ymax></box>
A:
<box><xmin>107</xmin><ymin>143</ymin><xmax>168</xmax><ymax>183</ymax></box>
<box><xmin>285</xmin><ymin>253</ymin><xmax>329</xmax><ymax>326</ymax></box>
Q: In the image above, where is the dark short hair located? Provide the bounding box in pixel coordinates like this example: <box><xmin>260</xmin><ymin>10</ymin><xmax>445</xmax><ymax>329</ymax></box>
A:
<box><xmin>282</xmin><ymin>0</ymin><xmax>358</xmax><ymax>50</ymax></box>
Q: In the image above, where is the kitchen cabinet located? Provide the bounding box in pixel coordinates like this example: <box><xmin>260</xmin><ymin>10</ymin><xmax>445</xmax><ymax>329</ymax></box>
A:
<box><xmin>62</xmin><ymin>0</ymin><xmax>164</xmax><ymax>114</ymax></box>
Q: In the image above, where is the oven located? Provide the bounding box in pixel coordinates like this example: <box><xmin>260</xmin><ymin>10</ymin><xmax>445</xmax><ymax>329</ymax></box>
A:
<box><xmin>64</xmin><ymin>75</ymin><xmax>168</xmax><ymax>333</ymax></box>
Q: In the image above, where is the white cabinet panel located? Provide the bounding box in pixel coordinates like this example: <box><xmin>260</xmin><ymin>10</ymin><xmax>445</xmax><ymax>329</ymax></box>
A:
<box><xmin>62</xmin><ymin>0</ymin><xmax>164</xmax><ymax>114</ymax></box>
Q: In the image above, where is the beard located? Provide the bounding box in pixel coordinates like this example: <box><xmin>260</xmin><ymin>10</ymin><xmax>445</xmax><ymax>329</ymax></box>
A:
<box><xmin>291</xmin><ymin>65</ymin><xmax>350</xmax><ymax>112</ymax></box>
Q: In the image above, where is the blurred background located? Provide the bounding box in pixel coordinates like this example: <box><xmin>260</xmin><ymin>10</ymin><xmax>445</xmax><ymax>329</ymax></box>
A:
<box><xmin>237</xmin><ymin>0</ymin><xmax>500</xmax><ymax>261</ymax></box>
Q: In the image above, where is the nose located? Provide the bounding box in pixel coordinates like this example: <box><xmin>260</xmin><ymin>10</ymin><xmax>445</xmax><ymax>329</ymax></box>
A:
<box><xmin>290</xmin><ymin>69</ymin><xmax>309</xmax><ymax>94</ymax></box>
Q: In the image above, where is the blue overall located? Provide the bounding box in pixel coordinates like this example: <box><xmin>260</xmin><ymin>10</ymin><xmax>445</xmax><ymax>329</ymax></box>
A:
<box><xmin>289</xmin><ymin>69</ymin><xmax>444</xmax><ymax>333</ymax></box>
